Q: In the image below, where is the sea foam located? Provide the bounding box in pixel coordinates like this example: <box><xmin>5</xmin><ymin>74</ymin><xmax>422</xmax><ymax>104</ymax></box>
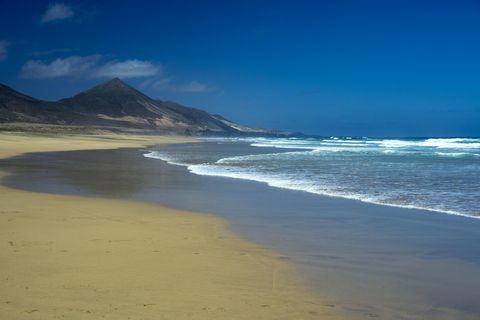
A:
<box><xmin>144</xmin><ymin>136</ymin><xmax>480</xmax><ymax>219</ymax></box>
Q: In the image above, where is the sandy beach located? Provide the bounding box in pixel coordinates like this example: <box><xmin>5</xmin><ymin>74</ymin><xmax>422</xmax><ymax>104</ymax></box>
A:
<box><xmin>0</xmin><ymin>132</ymin><xmax>341</xmax><ymax>319</ymax></box>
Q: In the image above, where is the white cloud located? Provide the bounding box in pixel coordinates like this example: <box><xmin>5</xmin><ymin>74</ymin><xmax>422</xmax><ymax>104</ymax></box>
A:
<box><xmin>41</xmin><ymin>3</ymin><xmax>74</xmax><ymax>23</ymax></box>
<box><xmin>0</xmin><ymin>41</ymin><xmax>9</xmax><ymax>62</ymax></box>
<box><xmin>20</xmin><ymin>55</ymin><xmax>100</xmax><ymax>79</ymax></box>
<box><xmin>19</xmin><ymin>55</ymin><xmax>161</xmax><ymax>79</ymax></box>
<box><xmin>139</xmin><ymin>77</ymin><xmax>172</xmax><ymax>90</ymax></box>
<box><xmin>140</xmin><ymin>77</ymin><xmax>217</xmax><ymax>94</ymax></box>
<box><xmin>94</xmin><ymin>60</ymin><xmax>160</xmax><ymax>78</ymax></box>
<box><xmin>170</xmin><ymin>81</ymin><xmax>216</xmax><ymax>93</ymax></box>
<box><xmin>19</xmin><ymin>55</ymin><xmax>211</xmax><ymax>92</ymax></box>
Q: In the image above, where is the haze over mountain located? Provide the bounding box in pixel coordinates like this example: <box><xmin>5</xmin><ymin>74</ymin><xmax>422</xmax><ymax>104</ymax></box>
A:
<box><xmin>0</xmin><ymin>78</ymin><xmax>272</xmax><ymax>135</ymax></box>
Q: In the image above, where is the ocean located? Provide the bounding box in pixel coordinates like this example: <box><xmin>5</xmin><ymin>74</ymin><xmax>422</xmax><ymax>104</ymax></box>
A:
<box><xmin>145</xmin><ymin>137</ymin><xmax>480</xmax><ymax>219</ymax></box>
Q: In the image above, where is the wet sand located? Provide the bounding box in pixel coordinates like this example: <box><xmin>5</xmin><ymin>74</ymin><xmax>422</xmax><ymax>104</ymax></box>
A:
<box><xmin>0</xmin><ymin>133</ymin><xmax>342</xmax><ymax>320</ymax></box>
<box><xmin>3</xmin><ymin>141</ymin><xmax>480</xmax><ymax>319</ymax></box>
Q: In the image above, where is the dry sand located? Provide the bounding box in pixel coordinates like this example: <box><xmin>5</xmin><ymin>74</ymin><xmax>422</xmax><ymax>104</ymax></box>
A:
<box><xmin>0</xmin><ymin>132</ymin><xmax>342</xmax><ymax>319</ymax></box>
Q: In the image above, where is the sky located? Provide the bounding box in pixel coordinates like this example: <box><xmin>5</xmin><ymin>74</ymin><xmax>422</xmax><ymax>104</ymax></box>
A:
<box><xmin>1</xmin><ymin>0</ymin><xmax>480</xmax><ymax>137</ymax></box>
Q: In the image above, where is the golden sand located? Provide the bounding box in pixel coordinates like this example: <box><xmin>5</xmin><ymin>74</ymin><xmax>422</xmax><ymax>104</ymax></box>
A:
<box><xmin>0</xmin><ymin>132</ymin><xmax>342</xmax><ymax>319</ymax></box>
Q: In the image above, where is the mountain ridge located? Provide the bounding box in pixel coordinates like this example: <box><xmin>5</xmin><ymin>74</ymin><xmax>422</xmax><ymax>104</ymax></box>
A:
<box><xmin>0</xmin><ymin>78</ymin><xmax>279</xmax><ymax>135</ymax></box>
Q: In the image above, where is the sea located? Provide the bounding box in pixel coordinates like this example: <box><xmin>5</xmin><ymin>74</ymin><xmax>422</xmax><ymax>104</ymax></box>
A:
<box><xmin>145</xmin><ymin>136</ymin><xmax>480</xmax><ymax>219</ymax></box>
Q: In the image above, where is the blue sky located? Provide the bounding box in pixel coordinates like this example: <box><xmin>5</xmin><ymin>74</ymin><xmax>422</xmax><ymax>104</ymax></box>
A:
<box><xmin>1</xmin><ymin>0</ymin><xmax>479</xmax><ymax>137</ymax></box>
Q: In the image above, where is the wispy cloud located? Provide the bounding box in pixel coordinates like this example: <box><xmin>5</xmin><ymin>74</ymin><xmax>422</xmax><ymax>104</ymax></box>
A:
<box><xmin>170</xmin><ymin>81</ymin><xmax>216</xmax><ymax>93</ymax></box>
<box><xmin>19</xmin><ymin>54</ymin><xmax>213</xmax><ymax>93</ymax></box>
<box><xmin>139</xmin><ymin>77</ymin><xmax>172</xmax><ymax>90</ymax></box>
<box><xmin>41</xmin><ymin>3</ymin><xmax>74</xmax><ymax>23</ymax></box>
<box><xmin>19</xmin><ymin>55</ymin><xmax>161</xmax><ymax>79</ymax></box>
<box><xmin>20</xmin><ymin>55</ymin><xmax>100</xmax><ymax>79</ymax></box>
<box><xmin>0</xmin><ymin>41</ymin><xmax>8</xmax><ymax>62</ymax></box>
<box><xmin>140</xmin><ymin>78</ymin><xmax>216</xmax><ymax>94</ymax></box>
<box><xmin>94</xmin><ymin>60</ymin><xmax>160</xmax><ymax>79</ymax></box>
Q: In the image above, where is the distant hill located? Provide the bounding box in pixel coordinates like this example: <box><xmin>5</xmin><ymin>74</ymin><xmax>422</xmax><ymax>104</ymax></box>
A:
<box><xmin>0</xmin><ymin>83</ymin><xmax>62</xmax><ymax>123</ymax></box>
<box><xmin>0</xmin><ymin>78</ymin><xmax>278</xmax><ymax>135</ymax></box>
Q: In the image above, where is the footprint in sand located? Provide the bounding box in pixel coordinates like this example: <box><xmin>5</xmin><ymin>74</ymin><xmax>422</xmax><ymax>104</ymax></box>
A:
<box><xmin>24</xmin><ymin>309</ymin><xmax>39</xmax><ymax>314</ymax></box>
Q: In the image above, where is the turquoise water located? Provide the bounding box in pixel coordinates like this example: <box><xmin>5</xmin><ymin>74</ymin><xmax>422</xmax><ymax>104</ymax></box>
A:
<box><xmin>146</xmin><ymin>137</ymin><xmax>480</xmax><ymax>218</ymax></box>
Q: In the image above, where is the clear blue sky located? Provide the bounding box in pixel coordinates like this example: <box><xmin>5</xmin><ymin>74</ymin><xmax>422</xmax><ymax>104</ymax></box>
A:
<box><xmin>1</xmin><ymin>0</ymin><xmax>479</xmax><ymax>137</ymax></box>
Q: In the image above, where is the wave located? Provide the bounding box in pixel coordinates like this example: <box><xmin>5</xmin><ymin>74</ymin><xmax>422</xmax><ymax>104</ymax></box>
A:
<box><xmin>435</xmin><ymin>152</ymin><xmax>480</xmax><ymax>158</ymax></box>
<box><xmin>143</xmin><ymin>151</ymin><xmax>187</xmax><ymax>166</ymax></box>
<box><xmin>219</xmin><ymin>137</ymin><xmax>480</xmax><ymax>159</ymax></box>
<box><xmin>144</xmin><ymin>150</ymin><xmax>480</xmax><ymax>220</ymax></box>
<box><xmin>372</xmin><ymin>138</ymin><xmax>480</xmax><ymax>149</ymax></box>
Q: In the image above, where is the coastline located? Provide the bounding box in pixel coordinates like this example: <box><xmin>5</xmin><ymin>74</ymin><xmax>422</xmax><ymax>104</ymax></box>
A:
<box><xmin>145</xmin><ymin>138</ymin><xmax>480</xmax><ymax>220</ymax></box>
<box><xmin>5</xmin><ymin>141</ymin><xmax>477</xmax><ymax>319</ymax></box>
<box><xmin>145</xmin><ymin>150</ymin><xmax>480</xmax><ymax>220</ymax></box>
<box><xmin>0</xmin><ymin>132</ymin><xmax>341</xmax><ymax>319</ymax></box>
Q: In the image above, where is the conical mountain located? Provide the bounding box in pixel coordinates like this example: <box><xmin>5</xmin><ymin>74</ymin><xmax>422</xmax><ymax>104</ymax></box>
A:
<box><xmin>60</xmin><ymin>78</ymin><xmax>162</xmax><ymax>118</ymax></box>
<box><xmin>0</xmin><ymin>78</ymin><xmax>272</xmax><ymax>135</ymax></box>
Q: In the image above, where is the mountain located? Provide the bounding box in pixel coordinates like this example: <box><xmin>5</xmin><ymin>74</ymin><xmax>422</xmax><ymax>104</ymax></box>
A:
<box><xmin>0</xmin><ymin>84</ymin><xmax>62</xmax><ymax>123</ymax></box>
<box><xmin>0</xmin><ymin>78</ymin><xmax>272</xmax><ymax>135</ymax></box>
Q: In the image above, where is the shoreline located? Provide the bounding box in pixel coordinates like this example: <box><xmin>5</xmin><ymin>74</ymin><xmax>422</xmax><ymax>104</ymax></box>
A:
<box><xmin>12</xmin><ymin>141</ymin><xmax>474</xmax><ymax>319</ymax></box>
<box><xmin>144</xmin><ymin>150</ymin><xmax>480</xmax><ymax>220</ymax></box>
<box><xmin>0</xmin><ymin>132</ymin><xmax>342</xmax><ymax>319</ymax></box>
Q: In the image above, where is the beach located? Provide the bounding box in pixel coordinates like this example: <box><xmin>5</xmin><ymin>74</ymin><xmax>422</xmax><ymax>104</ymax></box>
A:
<box><xmin>0</xmin><ymin>132</ymin><xmax>341</xmax><ymax>320</ymax></box>
<box><xmin>3</xmin><ymin>138</ymin><xmax>479</xmax><ymax>320</ymax></box>
<box><xmin>2</xmin><ymin>2</ymin><xmax>479</xmax><ymax>319</ymax></box>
